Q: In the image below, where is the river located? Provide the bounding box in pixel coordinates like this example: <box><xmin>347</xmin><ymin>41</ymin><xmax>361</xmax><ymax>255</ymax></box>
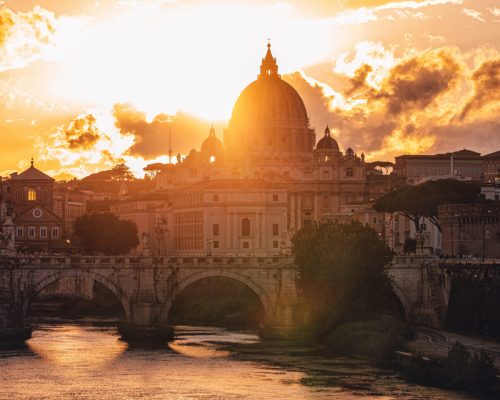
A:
<box><xmin>0</xmin><ymin>319</ymin><xmax>488</xmax><ymax>399</ymax></box>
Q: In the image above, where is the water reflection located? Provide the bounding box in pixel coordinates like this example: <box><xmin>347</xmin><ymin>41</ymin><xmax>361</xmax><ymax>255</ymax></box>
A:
<box><xmin>28</xmin><ymin>323</ymin><xmax>127</xmax><ymax>369</ymax></box>
<box><xmin>0</xmin><ymin>320</ymin><xmax>488</xmax><ymax>400</ymax></box>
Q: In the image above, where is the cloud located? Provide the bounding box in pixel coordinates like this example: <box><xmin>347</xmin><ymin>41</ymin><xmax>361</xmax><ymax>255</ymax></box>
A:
<box><xmin>64</xmin><ymin>114</ymin><xmax>101</xmax><ymax>150</ymax></box>
<box><xmin>113</xmin><ymin>103</ymin><xmax>224</xmax><ymax>158</ymax></box>
<box><xmin>288</xmin><ymin>45</ymin><xmax>500</xmax><ymax>160</ymax></box>
<box><xmin>0</xmin><ymin>5</ymin><xmax>57</xmax><ymax>71</ymax></box>
<box><xmin>462</xmin><ymin>8</ymin><xmax>485</xmax><ymax>22</ymax></box>
<box><xmin>380</xmin><ymin>50</ymin><xmax>461</xmax><ymax>114</ymax></box>
<box><xmin>460</xmin><ymin>59</ymin><xmax>500</xmax><ymax>120</ymax></box>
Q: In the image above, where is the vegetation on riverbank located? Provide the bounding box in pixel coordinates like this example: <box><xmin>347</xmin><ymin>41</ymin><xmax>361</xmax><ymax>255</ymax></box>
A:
<box><xmin>403</xmin><ymin>343</ymin><xmax>498</xmax><ymax>394</ymax></box>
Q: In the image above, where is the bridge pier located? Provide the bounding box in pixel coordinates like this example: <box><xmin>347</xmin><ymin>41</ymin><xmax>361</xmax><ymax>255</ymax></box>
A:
<box><xmin>0</xmin><ymin>303</ymin><xmax>32</xmax><ymax>342</ymax></box>
<box><xmin>119</xmin><ymin>260</ymin><xmax>174</xmax><ymax>342</ymax></box>
<box><xmin>119</xmin><ymin>302</ymin><xmax>174</xmax><ymax>342</ymax></box>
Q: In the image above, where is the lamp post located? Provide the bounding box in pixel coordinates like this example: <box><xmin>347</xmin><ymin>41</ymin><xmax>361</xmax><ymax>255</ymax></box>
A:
<box><xmin>482</xmin><ymin>210</ymin><xmax>492</xmax><ymax>261</ymax></box>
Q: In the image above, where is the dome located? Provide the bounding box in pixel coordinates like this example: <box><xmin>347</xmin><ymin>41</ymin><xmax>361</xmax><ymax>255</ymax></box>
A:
<box><xmin>316</xmin><ymin>125</ymin><xmax>339</xmax><ymax>151</ymax></box>
<box><xmin>231</xmin><ymin>74</ymin><xmax>308</xmax><ymax>123</ymax></box>
<box><xmin>225</xmin><ymin>43</ymin><xmax>314</xmax><ymax>155</ymax></box>
<box><xmin>201</xmin><ymin>126</ymin><xmax>224</xmax><ymax>155</ymax></box>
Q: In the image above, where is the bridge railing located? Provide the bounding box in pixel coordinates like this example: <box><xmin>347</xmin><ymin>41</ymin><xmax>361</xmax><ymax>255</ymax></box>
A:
<box><xmin>436</xmin><ymin>258</ymin><xmax>500</xmax><ymax>267</ymax></box>
<box><xmin>0</xmin><ymin>255</ymin><xmax>296</xmax><ymax>268</ymax></box>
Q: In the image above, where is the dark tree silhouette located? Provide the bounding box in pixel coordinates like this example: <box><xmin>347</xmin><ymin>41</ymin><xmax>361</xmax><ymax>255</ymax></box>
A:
<box><xmin>374</xmin><ymin>179</ymin><xmax>481</xmax><ymax>232</ymax></box>
<box><xmin>74</xmin><ymin>212</ymin><xmax>139</xmax><ymax>255</ymax></box>
<box><xmin>292</xmin><ymin>221</ymin><xmax>393</xmax><ymax>329</ymax></box>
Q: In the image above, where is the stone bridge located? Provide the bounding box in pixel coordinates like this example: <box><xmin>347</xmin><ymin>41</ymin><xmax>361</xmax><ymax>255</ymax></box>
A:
<box><xmin>3</xmin><ymin>253</ymin><xmax>495</xmax><ymax>342</ymax></box>
<box><xmin>388</xmin><ymin>255</ymin><xmax>500</xmax><ymax>328</ymax></box>
<box><xmin>0</xmin><ymin>255</ymin><xmax>299</xmax><ymax>341</ymax></box>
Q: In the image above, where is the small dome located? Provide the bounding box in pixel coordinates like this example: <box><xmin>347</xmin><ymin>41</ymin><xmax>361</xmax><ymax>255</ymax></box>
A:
<box><xmin>316</xmin><ymin>125</ymin><xmax>339</xmax><ymax>151</ymax></box>
<box><xmin>345</xmin><ymin>147</ymin><xmax>354</xmax><ymax>155</ymax></box>
<box><xmin>201</xmin><ymin>126</ymin><xmax>224</xmax><ymax>155</ymax></box>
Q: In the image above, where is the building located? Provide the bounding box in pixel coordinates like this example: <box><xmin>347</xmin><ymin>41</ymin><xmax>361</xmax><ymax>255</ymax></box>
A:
<box><xmin>439</xmin><ymin>203</ymin><xmax>500</xmax><ymax>258</ymax></box>
<box><xmin>0</xmin><ymin>160</ymin><xmax>63</xmax><ymax>252</ymax></box>
<box><xmin>134</xmin><ymin>43</ymin><xmax>369</xmax><ymax>256</ymax></box>
<box><xmin>394</xmin><ymin>149</ymin><xmax>483</xmax><ymax>184</ymax></box>
<box><xmin>482</xmin><ymin>150</ymin><xmax>500</xmax><ymax>181</ymax></box>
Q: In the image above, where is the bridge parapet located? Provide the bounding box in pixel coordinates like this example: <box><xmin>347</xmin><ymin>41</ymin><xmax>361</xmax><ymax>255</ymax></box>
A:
<box><xmin>436</xmin><ymin>259</ymin><xmax>500</xmax><ymax>268</ymax></box>
<box><xmin>0</xmin><ymin>255</ymin><xmax>296</xmax><ymax>269</ymax></box>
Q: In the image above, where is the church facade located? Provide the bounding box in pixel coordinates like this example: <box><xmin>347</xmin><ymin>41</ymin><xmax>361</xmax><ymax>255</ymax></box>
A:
<box><xmin>146</xmin><ymin>44</ymin><xmax>368</xmax><ymax>256</ymax></box>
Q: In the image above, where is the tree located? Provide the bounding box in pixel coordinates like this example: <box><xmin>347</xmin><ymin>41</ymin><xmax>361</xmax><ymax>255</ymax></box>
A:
<box><xmin>111</xmin><ymin>163</ymin><xmax>134</xmax><ymax>181</ymax></box>
<box><xmin>292</xmin><ymin>221</ymin><xmax>393</xmax><ymax>330</ymax></box>
<box><xmin>74</xmin><ymin>212</ymin><xmax>139</xmax><ymax>255</ymax></box>
<box><xmin>373</xmin><ymin>179</ymin><xmax>481</xmax><ymax>232</ymax></box>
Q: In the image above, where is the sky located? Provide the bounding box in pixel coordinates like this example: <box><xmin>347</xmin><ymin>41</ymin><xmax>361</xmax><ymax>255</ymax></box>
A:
<box><xmin>0</xmin><ymin>0</ymin><xmax>498</xmax><ymax>178</ymax></box>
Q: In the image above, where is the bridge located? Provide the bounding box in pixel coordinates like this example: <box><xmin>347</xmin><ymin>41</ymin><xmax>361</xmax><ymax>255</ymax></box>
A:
<box><xmin>0</xmin><ymin>255</ymin><xmax>299</xmax><ymax>341</ymax></box>
<box><xmin>389</xmin><ymin>256</ymin><xmax>500</xmax><ymax>328</ymax></box>
<box><xmin>2</xmin><ymin>254</ymin><xmax>498</xmax><ymax>342</ymax></box>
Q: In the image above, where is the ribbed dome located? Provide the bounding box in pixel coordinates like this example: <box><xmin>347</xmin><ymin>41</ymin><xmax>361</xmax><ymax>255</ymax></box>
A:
<box><xmin>230</xmin><ymin>43</ymin><xmax>308</xmax><ymax>125</ymax></box>
<box><xmin>316</xmin><ymin>126</ymin><xmax>339</xmax><ymax>151</ymax></box>
<box><xmin>231</xmin><ymin>78</ymin><xmax>308</xmax><ymax>123</ymax></box>
<box><xmin>224</xmin><ymin>43</ymin><xmax>315</xmax><ymax>156</ymax></box>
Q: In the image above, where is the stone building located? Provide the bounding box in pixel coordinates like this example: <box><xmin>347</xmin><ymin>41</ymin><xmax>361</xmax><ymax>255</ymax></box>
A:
<box><xmin>0</xmin><ymin>160</ymin><xmax>63</xmax><ymax>251</ymax></box>
<box><xmin>147</xmin><ymin>43</ymin><xmax>368</xmax><ymax>256</ymax></box>
<box><xmin>394</xmin><ymin>149</ymin><xmax>483</xmax><ymax>184</ymax></box>
<box><xmin>439</xmin><ymin>203</ymin><xmax>500</xmax><ymax>258</ymax></box>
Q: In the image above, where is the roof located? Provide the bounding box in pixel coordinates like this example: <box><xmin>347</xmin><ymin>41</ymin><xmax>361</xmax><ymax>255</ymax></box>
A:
<box><xmin>396</xmin><ymin>149</ymin><xmax>481</xmax><ymax>161</ymax></box>
<box><xmin>12</xmin><ymin>165</ymin><xmax>54</xmax><ymax>181</ymax></box>
<box><xmin>482</xmin><ymin>150</ymin><xmax>500</xmax><ymax>159</ymax></box>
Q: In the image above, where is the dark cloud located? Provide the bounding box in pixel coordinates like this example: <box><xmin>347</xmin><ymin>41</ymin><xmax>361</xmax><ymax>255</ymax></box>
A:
<box><xmin>380</xmin><ymin>51</ymin><xmax>460</xmax><ymax>114</ymax></box>
<box><xmin>65</xmin><ymin>114</ymin><xmax>100</xmax><ymax>150</ymax></box>
<box><xmin>113</xmin><ymin>103</ymin><xmax>223</xmax><ymax>158</ymax></box>
<box><xmin>287</xmin><ymin>50</ymin><xmax>500</xmax><ymax>158</ymax></box>
<box><xmin>347</xmin><ymin>64</ymin><xmax>373</xmax><ymax>95</ymax></box>
<box><xmin>460</xmin><ymin>59</ymin><xmax>500</xmax><ymax>120</ymax></box>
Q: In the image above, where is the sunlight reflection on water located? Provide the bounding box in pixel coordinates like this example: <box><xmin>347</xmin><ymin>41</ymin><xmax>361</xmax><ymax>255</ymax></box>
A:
<box><xmin>0</xmin><ymin>320</ymin><xmax>485</xmax><ymax>400</ymax></box>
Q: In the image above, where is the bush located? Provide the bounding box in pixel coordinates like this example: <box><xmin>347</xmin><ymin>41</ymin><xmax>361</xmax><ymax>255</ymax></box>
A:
<box><xmin>323</xmin><ymin>319</ymin><xmax>413</xmax><ymax>366</ymax></box>
<box><xmin>404</xmin><ymin>342</ymin><xmax>498</xmax><ymax>393</ymax></box>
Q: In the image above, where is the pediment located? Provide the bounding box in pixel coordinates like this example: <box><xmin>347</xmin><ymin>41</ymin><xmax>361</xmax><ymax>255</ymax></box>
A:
<box><xmin>15</xmin><ymin>206</ymin><xmax>62</xmax><ymax>224</ymax></box>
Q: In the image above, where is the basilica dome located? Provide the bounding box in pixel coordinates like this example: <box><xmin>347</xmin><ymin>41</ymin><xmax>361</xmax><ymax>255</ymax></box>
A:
<box><xmin>316</xmin><ymin>126</ymin><xmax>339</xmax><ymax>151</ymax></box>
<box><xmin>225</xmin><ymin>43</ymin><xmax>315</xmax><ymax>155</ymax></box>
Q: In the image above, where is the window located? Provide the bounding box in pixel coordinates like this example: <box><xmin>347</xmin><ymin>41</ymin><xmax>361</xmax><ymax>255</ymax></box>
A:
<box><xmin>273</xmin><ymin>240</ymin><xmax>279</xmax><ymax>248</ymax></box>
<box><xmin>272</xmin><ymin>194</ymin><xmax>279</xmax><ymax>201</ymax></box>
<box><xmin>243</xmin><ymin>241</ymin><xmax>249</xmax><ymax>249</ymax></box>
<box><xmin>213</xmin><ymin>240</ymin><xmax>219</xmax><ymax>249</ymax></box>
<box><xmin>28</xmin><ymin>188</ymin><xmax>37</xmax><ymax>201</ymax></box>
<box><xmin>272</xmin><ymin>224</ymin><xmax>279</xmax><ymax>236</ymax></box>
<box><xmin>242</xmin><ymin>218</ymin><xmax>250</xmax><ymax>236</ymax></box>
<box><xmin>16</xmin><ymin>227</ymin><xmax>23</xmax><ymax>238</ymax></box>
<box><xmin>346</xmin><ymin>168</ymin><xmax>353</xmax><ymax>177</ymax></box>
<box><xmin>28</xmin><ymin>227</ymin><xmax>35</xmax><ymax>239</ymax></box>
<box><xmin>213</xmin><ymin>224</ymin><xmax>219</xmax><ymax>236</ymax></box>
<box><xmin>51</xmin><ymin>227</ymin><xmax>59</xmax><ymax>239</ymax></box>
<box><xmin>40</xmin><ymin>226</ymin><xmax>47</xmax><ymax>239</ymax></box>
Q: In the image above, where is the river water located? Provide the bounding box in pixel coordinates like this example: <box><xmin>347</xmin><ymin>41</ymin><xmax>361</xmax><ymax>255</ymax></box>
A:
<box><xmin>0</xmin><ymin>319</ymin><xmax>487</xmax><ymax>399</ymax></box>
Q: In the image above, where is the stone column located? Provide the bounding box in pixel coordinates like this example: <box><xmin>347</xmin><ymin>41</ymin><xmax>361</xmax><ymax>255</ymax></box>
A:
<box><xmin>0</xmin><ymin>261</ymin><xmax>31</xmax><ymax>342</ymax></box>
<box><xmin>119</xmin><ymin>258</ymin><xmax>173</xmax><ymax>342</ymax></box>
<box><xmin>263</xmin><ymin>266</ymin><xmax>300</xmax><ymax>338</ymax></box>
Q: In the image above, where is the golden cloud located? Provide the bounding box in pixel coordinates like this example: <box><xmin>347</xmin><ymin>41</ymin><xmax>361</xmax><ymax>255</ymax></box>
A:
<box><xmin>0</xmin><ymin>5</ymin><xmax>56</xmax><ymax>71</ymax></box>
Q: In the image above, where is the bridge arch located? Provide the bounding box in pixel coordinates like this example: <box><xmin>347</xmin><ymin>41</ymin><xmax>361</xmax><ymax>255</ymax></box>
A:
<box><xmin>160</xmin><ymin>270</ymin><xmax>274</xmax><ymax>325</ymax></box>
<box><xmin>391</xmin><ymin>282</ymin><xmax>412</xmax><ymax>323</ymax></box>
<box><xmin>24</xmin><ymin>271</ymin><xmax>131</xmax><ymax>322</ymax></box>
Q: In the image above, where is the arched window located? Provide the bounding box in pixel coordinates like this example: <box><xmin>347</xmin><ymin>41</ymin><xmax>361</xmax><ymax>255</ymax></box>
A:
<box><xmin>241</xmin><ymin>218</ymin><xmax>250</xmax><ymax>237</ymax></box>
<box><xmin>28</xmin><ymin>188</ymin><xmax>37</xmax><ymax>201</ymax></box>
